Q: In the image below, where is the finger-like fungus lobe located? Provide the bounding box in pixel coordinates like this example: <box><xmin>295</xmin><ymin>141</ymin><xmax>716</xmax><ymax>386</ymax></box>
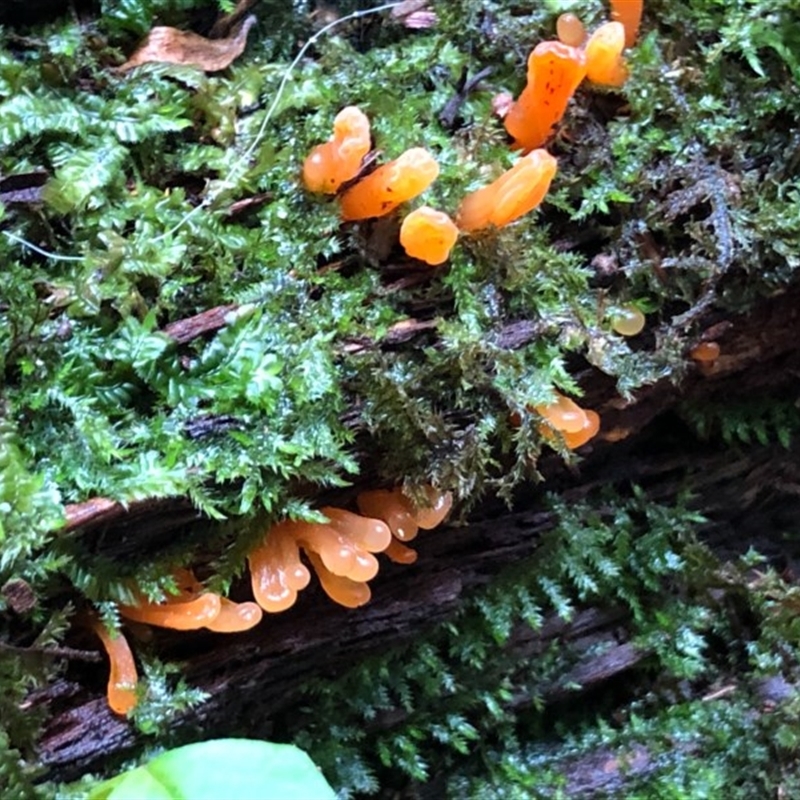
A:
<box><xmin>556</xmin><ymin>13</ymin><xmax>586</xmax><ymax>47</ymax></box>
<box><xmin>91</xmin><ymin>617</ymin><xmax>138</xmax><ymax>715</ymax></box>
<box><xmin>504</xmin><ymin>41</ymin><xmax>587</xmax><ymax>153</ymax></box>
<box><xmin>399</xmin><ymin>206</ymin><xmax>459</xmax><ymax>265</ymax></box>
<box><xmin>302</xmin><ymin>105</ymin><xmax>371</xmax><ymax>194</ymax></box>
<box><xmin>585</xmin><ymin>21</ymin><xmax>628</xmax><ymax>87</ymax></box>
<box><xmin>457</xmin><ymin>149</ymin><xmax>558</xmax><ymax>233</ymax></box>
<box><xmin>339</xmin><ymin>147</ymin><xmax>440</xmax><ymax>221</ymax></box>
<box><xmin>610</xmin><ymin>0</ymin><xmax>643</xmax><ymax>47</ymax></box>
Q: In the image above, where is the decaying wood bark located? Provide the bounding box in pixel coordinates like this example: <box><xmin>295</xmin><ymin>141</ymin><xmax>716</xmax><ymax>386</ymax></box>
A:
<box><xmin>32</xmin><ymin>282</ymin><xmax>800</xmax><ymax>790</ymax></box>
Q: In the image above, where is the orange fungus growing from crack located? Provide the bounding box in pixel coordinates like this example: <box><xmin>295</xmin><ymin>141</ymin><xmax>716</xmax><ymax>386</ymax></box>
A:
<box><xmin>90</xmin><ymin>617</ymin><xmax>138</xmax><ymax>715</ymax></box>
<box><xmin>457</xmin><ymin>149</ymin><xmax>558</xmax><ymax>233</ymax></box>
<box><xmin>400</xmin><ymin>206</ymin><xmax>459</xmax><ymax>265</ymax></box>
<box><xmin>339</xmin><ymin>148</ymin><xmax>439</xmax><ymax>221</ymax></box>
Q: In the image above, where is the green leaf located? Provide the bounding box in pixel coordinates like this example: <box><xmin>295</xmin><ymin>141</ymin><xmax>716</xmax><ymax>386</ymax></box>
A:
<box><xmin>88</xmin><ymin>739</ymin><xmax>336</xmax><ymax>800</ymax></box>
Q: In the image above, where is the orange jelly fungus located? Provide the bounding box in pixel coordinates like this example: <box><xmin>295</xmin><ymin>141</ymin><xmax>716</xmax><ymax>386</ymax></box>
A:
<box><xmin>383</xmin><ymin>537</ymin><xmax>419</xmax><ymax>565</ymax></box>
<box><xmin>399</xmin><ymin>206</ymin><xmax>460</xmax><ymax>265</ymax></box>
<box><xmin>610</xmin><ymin>305</ymin><xmax>646</xmax><ymax>336</ymax></box>
<box><xmin>119</xmin><ymin>592</ymin><xmax>222</xmax><ymax>630</ymax></box>
<box><xmin>561</xmin><ymin>408</ymin><xmax>601</xmax><ymax>449</ymax></box>
<box><xmin>339</xmin><ymin>147</ymin><xmax>440</xmax><ymax>221</ymax></box>
<box><xmin>504</xmin><ymin>41</ymin><xmax>587</xmax><ymax>152</ymax></box>
<box><xmin>535</xmin><ymin>391</ymin><xmax>600</xmax><ymax>450</ymax></box>
<box><xmin>248</xmin><ymin>521</ymin><xmax>312</xmax><ymax>613</ymax></box>
<box><xmin>306</xmin><ymin>551</ymin><xmax>372</xmax><ymax>609</ymax></box>
<box><xmin>690</xmin><ymin>341</ymin><xmax>720</xmax><ymax>363</ymax></box>
<box><xmin>357</xmin><ymin>488</ymin><xmax>419</xmax><ymax>542</ymax></box>
<box><xmin>205</xmin><ymin>597</ymin><xmax>263</xmax><ymax>633</ymax></box>
<box><xmin>585</xmin><ymin>21</ymin><xmax>628</xmax><ymax>88</ymax></box>
<box><xmin>414</xmin><ymin>486</ymin><xmax>454</xmax><ymax>530</ymax></box>
<box><xmin>610</xmin><ymin>0</ymin><xmax>643</xmax><ymax>48</ymax></box>
<box><xmin>302</xmin><ymin>106</ymin><xmax>371</xmax><ymax>194</ymax></box>
<box><xmin>90</xmin><ymin>618</ymin><xmax>138</xmax><ymax>715</ymax></box>
<box><xmin>556</xmin><ymin>13</ymin><xmax>586</xmax><ymax>47</ymax></box>
<box><xmin>457</xmin><ymin>149</ymin><xmax>558</xmax><ymax>233</ymax></box>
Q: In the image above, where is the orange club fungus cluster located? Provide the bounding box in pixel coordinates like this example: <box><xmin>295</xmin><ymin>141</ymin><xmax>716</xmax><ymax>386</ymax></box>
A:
<box><xmin>91</xmin><ymin>486</ymin><xmax>452</xmax><ymax>714</ymax></box>
<box><xmin>91</xmin><ymin>0</ymin><xmax>648</xmax><ymax>717</ymax></box>
<box><xmin>535</xmin><ymin>391</ymin><xmax>601</xmax><ymax>450</ymax></box>
<box><xmin>506</xmin><ymin>1</ymin><xmax>642</xmax><ymax>150</ymax></box>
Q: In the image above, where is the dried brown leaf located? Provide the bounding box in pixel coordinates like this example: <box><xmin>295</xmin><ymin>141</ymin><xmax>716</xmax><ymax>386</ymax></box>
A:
<box><xmin>118</xmin><ymin>14</ymin><xmax>256</xmax><ymax>73</ymax></box>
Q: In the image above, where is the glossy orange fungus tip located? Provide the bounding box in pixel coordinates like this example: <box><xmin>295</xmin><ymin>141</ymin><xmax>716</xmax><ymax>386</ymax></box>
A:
<box><xmin>610</xmin><ymin>305</ymin><xmax>646</xmax><ymax>336</ymax></box>
<box><xmin>690</xmin><ymin>341</ymin><xmax>720</xmax><ymax>363</ymax></box>
<box><xmin>457</xmin><ymin>149</ymin><xmax>558</xmax><ymax>233</ymax></box>
<box><xmin>339</xmin><ymin>147</ymin><xmax>439</xmax><ymax>221</ymax></box>
<box><xmin>302</xmin><ymin>105</ymin><xmax>371</xmax><ymax>194</ymax></box>
<box><xmin>556</xmin><ymin>13</ymin><xmax>586</xmax><ymax>47</ymax></box>
<box><xmin>248</xmin><ymin>486</ymin><xmax>452</xmax><ymax>611</ymax></box>
<box><xmin>585</xmin><ymin>21</ymin><xmax>629</xmax><ymax>88</ymax></box>
<box><xmin>610</xmin><ymin>0</ymin><xmax>644</xmax><ymax>48</ymax></box>
<box><xmin>118</xmin><ymin>570</ymin><xmax>263</xmax><ymax>633</ymax></box>
<box><xmin>400</xmin><ymin>206</ymin><xmax>459</xmax><ymax>265</ymax></box>
<box><xmin>504</xmin><ymin>41</ymin><xmax>587</xmax><ymax>152</ymax></box>
<box><xmin>90</xmin><ymin>618</ymin><xmax>138</xmax><ymax>715</ymax></box>
<box><xmin>534</xmin><ymin>391</ymin><xmax>600</xmax><ymax>450</ymax></box>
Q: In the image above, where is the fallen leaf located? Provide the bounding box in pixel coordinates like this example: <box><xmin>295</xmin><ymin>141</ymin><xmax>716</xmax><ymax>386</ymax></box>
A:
<box><xmin>118</xmin><ymin>14</ymin><xmax>256</xmax><ymax>73</ymax></box>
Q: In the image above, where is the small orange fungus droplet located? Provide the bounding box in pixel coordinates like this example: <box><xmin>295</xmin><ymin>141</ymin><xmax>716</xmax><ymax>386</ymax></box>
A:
<box><xmin>610</xmin><ymin>0</ymin><xmax>643</xmax><ymax>48</ymax></box>
<box><xmin>504</xmin><ymin>41</ymin><xmax>587</xmax><ymax>152</ymax></box>
<box><xmin>90</xmin><ymin>618</ymin><xmax>138</xmax><ymax>715</ymax></box>
<box><xmin>610</xmin><ymin>305</ymin><xmax>646</xmax><ymax>336</ymax></box>
<box><xmin>321</xmin><ymin>507</ymin><xmax>392</xmax><ymax>553</ymax></box>
<box><xmin>302</xmin><ymin>105</ymin><xmax>371</xmax><ymax>194</ymax></box>
<box><xmin>457</xmin><ymin>149</ymin><xmax>558</xmax><ymax>233</ymax></box>
<box><xmin>400</xmin><ymin>206</ymin><xmax>459</xmax><ymax>265</ymax></box>
<box><xmin>690</xmin><ymin>341</ymin><xmax>720</xmax><ymax>363</ymax></box>
<box><xmin>557</xmin><ymin>13</ymin><xmax>586</xmax><ymax>47</ymax></box>
<box><xmin>119</xmin><ymin>593</ymin><xmax>222</xmax><ymax>630</ymax></box>
<box><xmin>339</xmin><ymin>147</ymin><xmax>440</xmax><ymax>221</ymax></box>
<box><xmin>585</xmin><ymin>21</ymin><xmax>628</xmax><ymax>88</ymax></box>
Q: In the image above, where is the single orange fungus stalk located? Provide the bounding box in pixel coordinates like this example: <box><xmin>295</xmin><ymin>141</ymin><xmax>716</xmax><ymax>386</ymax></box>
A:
<box><xmin>585</xmin><ymin>21</ymin><xmax>628</xmax><ymax>88</ymax></box>
<box><xmin>504</xmin><ymin>41</ymin><xmax>587</xmax><ymax>152</ymax></box>
<box><xmin>399</xmin><ymin>206</ymin><xmax>459</xmax><ymax>265</ymax></box>
<box><xmin>457</xmin><ymin>149</ymin><xmax>558</xmax><ymax>233</ymax></box>
<box><xmin>383</xmin><ymin>537</ymin><xmax>419</xmax><ymax>564</ymax></box>
<box><xmin>119</xmin><ymin>593</ymin><xmax>222</xmax><ymax>630</ymax></box>
<box><xmin>339</xmin><ymin>147</ymin><xmax>439</xmax><ymax>221</ymax></box>
<box><xmin>414</xmin><ymin>486</ymin><xmax>453</xmax><ymax>530</ymax></box>
<box><xmin>610</xmin><ymin>0</ymin><xmax>643</xmax><ymax>48</ymax></box>
<box><xmin>556</xmin><ymin>13</ymin><xmax>586</xmax><ymax>47</ymax></box>
<box><xmin>302</xmin><ymin>106</ymin><xmax>371</xmax><ymax>194</ymax></box>
<box><xmin>535</xmin><ymin>391</ymin><xmax>588</xmax><ymax>434</ymax></box>
<box><xmin>90</xmin><ymin>617</ymin><xmax>138</xmax><ymax>715</ymax></box>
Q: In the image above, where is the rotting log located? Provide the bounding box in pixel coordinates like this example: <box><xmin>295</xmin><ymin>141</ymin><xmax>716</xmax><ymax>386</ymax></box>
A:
<box><xmin>32</xmin><ymin>281</ymin><xmax>800</xmax><ymax>783</ymax></box>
